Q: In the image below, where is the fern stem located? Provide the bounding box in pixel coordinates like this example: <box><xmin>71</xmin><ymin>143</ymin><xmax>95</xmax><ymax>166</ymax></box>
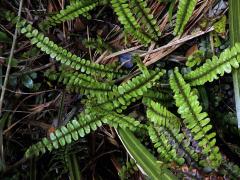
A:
<box><xmin>229</xmin><ymin>0</ymin><xmax>240</xmax><ymax>129</ymax></box>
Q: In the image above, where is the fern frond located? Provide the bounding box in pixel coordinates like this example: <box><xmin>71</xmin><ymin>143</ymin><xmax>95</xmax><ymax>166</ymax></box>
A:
<box><xmin>169</xmin><ymin>68</ymin><xmax>222</xmax><ymax>168</ymax></box>
<box><xmin>25</xmin><ymin>109</ymin><xmax>140</xmax><ymax>158</ymax></box>
<box><xmin>145</xmin><ymin>99</ymin><xmax>199</xmax><ymax>165</ymax></box>
<box><xmin>13</xmin><ymin>19</ymin><xmax>123</xmax><ymax>78</ymax></box>
<box><xmin>39</xmin><ymin>0</ymin><xmax>100</xmax><ymax>30</ymax></box>
<box><xmin>111</xmin><ymin>0</ymin><xmax>154</xmax><ymax>45</ymax></box>
<box><xmin>103</xmin><ymin>111</ymin><xmax>141</xmax><ymax>130</ymax></box>
<box><xmin>143</xmin><ymin>89</ymin><xmax>172</xmax><ymax>106</ymax></box>
<box><xmin>144</xmin><ymin>98</ymin><xmax>180</xmax><ymax>129</ymax></box>
<box><xmin>185</xmin><ymin>43</ymin><xmax>240</xmax><ymax>86</ymax></box>
<box><xmin>117</xmin><ymin>128</ymin><xmax>177</xmax><ymax>180</ymax></box>
<box><xmin>129</xmin><ymin>0</ymin><xmax>161</xmax><ymax>40</ymax></box>
<box><xmin>148</xmin><ymin>124</ymin><xmax>185</xmax><ymax>165</ymax></box>
<box><xmin>98</xmin><ymin>70</ymin><xmax>164</xmax><ymax>112</ymax></box>
<box><xmin>45</xmin><ymin>69</ymin><xmax>115</xmax><ymax>99</ymax></box>
<box><xmin>174</xmin><ymin>0</ymin><xmax>197</xmax><ymax>36</ymax></box>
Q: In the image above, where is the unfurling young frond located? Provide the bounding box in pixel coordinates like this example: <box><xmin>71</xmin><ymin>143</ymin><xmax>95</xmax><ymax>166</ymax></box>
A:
<box><xmin>170</xmin><ymin>68</ymin><xmax>222</xmax><ymax>168</ymax></box>
<box><xmin>185</xmin><ymin>42</ymin><xmax>240</xmax><ymax>86</ymax></box>
<box><xmin>174</xmin><ymin>0</ymin><xmax>197</xmax><ymax>36</ymax></box>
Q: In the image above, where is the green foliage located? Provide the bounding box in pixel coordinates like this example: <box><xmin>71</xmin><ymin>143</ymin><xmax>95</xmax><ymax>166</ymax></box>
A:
<box><xmin>185</xmin><ymin>42</ymin><xmax>240</xmax><ymax>86</ymax></box>
<box><xmin>45</xmin><ymin>69</ymin><xmax>115</xmax><ymax>99</ymax></box>
<box><xmin>25</xmin><ymin>109</ymin><xmax>140</xmax><ymax>158</ymax></box>
<box><xmin>148</xmin><ymin>124</ymin><xmax>186</xmax><ymax>165</ymax></box>
<box><xmin>111</xmin><ymin>0</ymin><xmax>160</xmax><ymax>45</ymax></box>
<box><xmin>186</xmin><ymin>50</ymin><xmax>205</xmax><ymax>68</ymax></box>
<box><xmin>170</xmin><ymin>68</ymin><xmax>222</xmax><ymax>168</ymax></box>
<box><xmin>145</xmin><ymin>99</ymin><xmax>199</xmax><ymax>165</ymax></box>
<box><xmin>144</xmin><ymin>98</ymin><xmax>180</xmax><ymax>129</ymax></box>
<box><xmin>83</xmin><ymin>36</ymin><xmax>112</xmax><ymax>54</ymax></box>
<box><xmin>174</xmin><ymin>0</ymin><xmax>197</xmax><ymax>36</ymax></box>
<box><xmin>39</xmin><ymin>0</ymin><xmax>101</xmax><ymax>30</ymax></box>
<box><xmin>98</xmin><ymin>70</ymin><xmax>164</xmax><ymax>112</ymax></box>
<box><xmin>8</xmin><ymin>17</ymin><xmax>123</xmax><ymax>78</ymax></box>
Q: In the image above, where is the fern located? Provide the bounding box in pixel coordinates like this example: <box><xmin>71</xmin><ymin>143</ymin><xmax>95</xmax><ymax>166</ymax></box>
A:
<box><xmin>145</xmin><ymin>99</ymin><xmax>199</xmax><ymax>165</ymax></box>
<box><xmin>129</xmin><ymin>0</ymin><xmax>161</xmax><ymax>40</ymax></box>
<box><xmin>148</xmin><ymin>124</ymin><xmax>185</xmax><ymax>165</ymax></box>
<box><xmin>169</xmin><ymin>68</ymin><xmax>222</xmax><ymax>168</ymax></box>
<box><xmin>143</xmin><ymin>89</ymin><xmax>172</xmax><ymax>106</ymax></box>
<box><xmin>185</xmin><ymin>42</ymin><xmax>240</xmax><ymax>86</ymax></box>
<box><xmin>39</xmin><ymin>0</ymin><xmax>101</xmax><ymax>30</ymax></box>
<box><xmin>144</xmin><ymin>98</ymin><xmax>180</xmax><ymax>129</ymax></box>
<box><xmin>110</xmin><ymin>0</ymin><xmax>158</xmax><ymax>45</ymax></box>
<box><xmin>9</xmin><ymin>17</ymin><xmax>123</xmax><ymax>78</ymax></box>
<box><xmin>45</xmin><ymin>69</ymin><xmax>115</xmax><ymax>99</ymax></box>
<box><xmin>174</xmin><ymin>0</ymin><xmax>197</xmax><ymax>36</ymax></box>
<box><xmin>98</xmin><ymin>70</ymin><xmax>164</xmax><ymax>112</ymax></box>
<box><xmin>25</xmin><ymin>109</ymin><xmax>140</xmax><ymax>158</ymax></box>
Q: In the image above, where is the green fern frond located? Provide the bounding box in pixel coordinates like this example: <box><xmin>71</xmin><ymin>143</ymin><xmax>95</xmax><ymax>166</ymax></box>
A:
<box><xmin>13</xmin><ymin>19</ymin><xmax>123</xmax><ymax>78</ymax></box>
<box><xmin>39</xmin><ymin>0</ymin><xmax>100</xmax><ymax>30</ymax></box>
<box><xmin>185</xmin><ymin>43</ymin><xmax>240</xmax><ymax>86</ymax></box>
<box><xmin>129</xmin><ymin>0</ymin><xmax>161</xmax><ymax>40</ymax></box>
<box><xmin>45</xmin><ymin>69</ymin><xmax>115</xmax><ymax>99</ymax></box>
<box><xmin>98</xmin><ymin>70</ymin><xmax>164</xmax><ymax>112</ymax></box>
<box><xmin>25</xmin><ymin>108</ymin><xmax>140</xmax><ymax>158</ymax></box>
<box><xmin>145</xmin><ymin>99</ymin><xmax>199</xmax><ymax>165</ymax></box>
<box><xmin>169</xmin><ymin>68</ymin><xmax>222</xmax><ymax>168</ymax></box>
<box><xmin>111</xmin><ymin>0</ymin><xmax>154</xmax><ymax>44</ymax></box>
<box><xmin>148</xmin><ymin>124</ymin><xmax>185</xmax><ymax>165</ymax></box>
<box><xmin>174</xmin><ymin>0</ymin><xmax>197</xmax><ymax>36</ymax></box>
<box><xmin>143</xmin><ymin>89</ymin><xmax>172</xmax><ymax>105</ymax></box>
<box><xmin>103</xmin><ymin>111</ymin><xmax>141</xmax><ymax>130</ymax></box>
<box><xmin>144</xmin><ymin>98</ymin><xmax>180</xmax><ymax>129</ymax></box>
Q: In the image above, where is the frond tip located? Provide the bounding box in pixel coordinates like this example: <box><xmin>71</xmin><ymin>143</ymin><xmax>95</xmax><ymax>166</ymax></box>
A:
<box><xmin>39</xmin><ymin>0</ymin><xmax>100</xmax><ymax>30</ymax></box>
<box><xmin>25</xmin><ymin>110</ymin><xmax>140</xmax><ymax>158</ymax></box>
<box><xmin>185</xmin><ymin>42</ymin><xmax>240</xmax><ymax>86</ymax></box>
<box><xmin>174</xmin><ymin>0</ymin><xmax>197</xmax><ymax>36</ymax></box>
